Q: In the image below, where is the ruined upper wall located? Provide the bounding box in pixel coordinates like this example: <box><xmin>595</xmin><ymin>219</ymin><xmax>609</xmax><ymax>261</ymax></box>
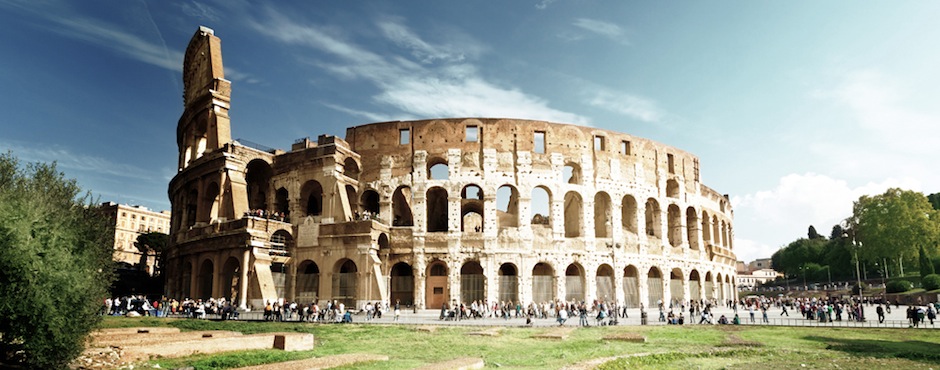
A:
<box><xmin>346</xmin><ymin>118</ymin><xmax>705</xmax><ymax>191</ymax></box>
<box><xmin>182</xmin><ymin>26</ymin><xmax>225</xmax><ymax>107</ymax></box>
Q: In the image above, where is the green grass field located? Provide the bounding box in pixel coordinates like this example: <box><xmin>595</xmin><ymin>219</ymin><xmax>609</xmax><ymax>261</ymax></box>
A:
<box><xmin>98</xmin><ymin>317</ymin><xmax>940</xmax><ymax>369</ymax></box>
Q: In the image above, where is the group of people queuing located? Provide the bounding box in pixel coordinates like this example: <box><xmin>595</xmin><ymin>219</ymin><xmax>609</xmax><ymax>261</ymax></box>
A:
<box><xmin>904</xmin><ymin>303</ymin><xmax>938</xmax><ymax>327</ymax></box>
<box><xmin>244</xmin><ymin>209</ymin><xmax>289</xmax><ymax>222</ymax></box>
<box><xmin>101</xmin><ymin>296</ymin><xmax>238</xmax><ymax>320</ymax></box>
<box><xmin>437</xmin><ymin>299</ymin><xmax>635</xmax><ymax>327</ymax></box>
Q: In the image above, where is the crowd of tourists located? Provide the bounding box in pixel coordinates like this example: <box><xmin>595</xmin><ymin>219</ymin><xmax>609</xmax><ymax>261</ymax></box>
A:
<box><xmin>244</xmin><ymin>209</ymin><xmax>289</xmax><ymax>222</ymax></box>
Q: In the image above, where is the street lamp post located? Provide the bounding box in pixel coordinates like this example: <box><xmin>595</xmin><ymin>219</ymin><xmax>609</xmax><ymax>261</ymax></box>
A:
<box><xmin>844</xmin><ymin>232</ymin><xmax>863</xmax><ymax>309</ymax></box>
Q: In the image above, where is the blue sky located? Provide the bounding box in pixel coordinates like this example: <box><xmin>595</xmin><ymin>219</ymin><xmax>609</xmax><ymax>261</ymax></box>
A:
<box><xmin>2</xmin><ymin>0</ymin><xmax>939</xmax><ymax>262</ymax></box>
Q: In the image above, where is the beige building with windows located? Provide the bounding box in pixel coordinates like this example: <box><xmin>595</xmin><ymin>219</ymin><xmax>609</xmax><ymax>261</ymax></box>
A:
<box><xmin>165</xmin><ymin>27</ymin><xmax>737</xmax><ymax>310</ymax></box>
<box><xmin>99</xmin><ymin>202</ymin><xmax>171</xmax><ymax>273</ymax></box>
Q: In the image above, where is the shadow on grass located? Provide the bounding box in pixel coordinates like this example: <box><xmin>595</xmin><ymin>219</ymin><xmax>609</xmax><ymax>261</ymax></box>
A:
<box><xmin>805</xmin><ymin>335</ymin><xmax>940</xmax><ymax>364</ymax></box>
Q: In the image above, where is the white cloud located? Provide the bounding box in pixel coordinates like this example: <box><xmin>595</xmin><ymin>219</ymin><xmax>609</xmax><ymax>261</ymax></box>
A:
<box><xmin>0</xmin><ymin>140</ymin><xmax>155</xmax><ymax>181</ymax></box>
<box><xmin>571</xmin><ymin>18</ymin><xmax>628</xmax><ymax>44</ymax></box>
<box><xmin>180</xmin><ymin>1</ymin><xmax>220</xmax><ymax>22</ymax></box>
<box><xmin>535</xmin><ymin>0</ymin><xmax>556</xmax><ymax>10</ymax></box>
<box><xmin>585</xmin><ymin>89</ymin><xmax>662</xmax><ymax>123</ymax></box>
<box><xmin>321</xmin><ymin>102</ymin><xmax>400</xmax><ymax>123</ymax></box>
<box><xmin>732</xmin><ymin>172</ymin><xmax>921</xmax><ymax>261</ymax></box>
<box><xmin>251</xmin><ymin>10</ymin><xmax>589</xmax><ymax>124</ymax></box>
<box><xmin>573</xmin><ymin>18</ymin><xmax>623</xmax><ymax>38</ymax></box>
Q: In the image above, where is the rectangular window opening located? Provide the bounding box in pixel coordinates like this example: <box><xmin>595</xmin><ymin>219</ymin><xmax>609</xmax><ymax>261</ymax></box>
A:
<box><xmin>399</xmin><ymin>129</ymin><xmax>410</xmax><ymax>145</ymax></box>
<box><xmin>667</xmin><ymin>153</ymin><xmax>675</xmax><ymax>174</ymax></box>
<box><xmin>534</xmin><ymin>131</ymin><xmax>546</xmax><ymax>154</ymax></box>
<box><xmin>465</xmin><ymin>126</ymin><xmax>479</xmax><ymax>142</ymax></box>
<box><xmin>594</xmin><ymin>136</ymin><xmax>605</xmax><ymax>151</ymax></box>
<box><xmin>622</xmin><ymin>140</ymin><xmax>631</xmax><ymax>155</ymax></box>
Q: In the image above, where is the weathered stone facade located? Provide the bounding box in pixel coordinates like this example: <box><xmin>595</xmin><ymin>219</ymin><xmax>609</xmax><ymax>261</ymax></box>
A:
<box><xmin>166</xmin><ymin>27</ymin><xmax>737</xmax><ymax>310</ymax></box>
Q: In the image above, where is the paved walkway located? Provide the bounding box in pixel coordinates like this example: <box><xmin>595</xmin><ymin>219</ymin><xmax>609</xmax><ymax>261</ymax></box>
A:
<box><xmin>214</xmin><ymin>303</ymin><xmax>937</xmax><ymax>329</ymax></box>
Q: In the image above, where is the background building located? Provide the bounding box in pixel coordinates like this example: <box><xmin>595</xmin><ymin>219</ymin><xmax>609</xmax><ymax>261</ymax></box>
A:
<box><xmin>165</xmin><ymin>27</ymin><xmax>737</xmax><ymax>310</ymax></box>
<box><xmin>99</xmin><ymin>202</ymin><xmax>171</xmax><ymax>274</ymax></box>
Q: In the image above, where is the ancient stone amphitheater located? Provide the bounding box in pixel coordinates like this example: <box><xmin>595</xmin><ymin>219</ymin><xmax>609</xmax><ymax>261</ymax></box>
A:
<box><xmin>165</xmin><ymin>27</ymin><xmax>737</xmax><ymax>311</ymax></box>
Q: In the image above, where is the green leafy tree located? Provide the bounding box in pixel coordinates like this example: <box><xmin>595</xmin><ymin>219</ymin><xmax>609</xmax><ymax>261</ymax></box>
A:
<box><xmin>919</xmin><ymin>245</ymin><xmax>935</xmax><ymax>277</ymax></box>
<box><xmin>848</xmin><ymin>188</ymin><xmax>940</xmax><ymax>268</ymax></box>
<box><xmin>0</xmin><ymin>153</ymin><xmax>114</xmax><ymax>368</ymax></box>
<box><xmin>808</xmin><ymin>225</ymin><xmax>823</xmax><ymax>239</ymax></box>
<box><xmin>928</xmin><ymin>192</ymin><xmax>940</xmax><ymax>211</ymax></box>
<box><xmin>771</xmin><ymin>237</ymin><xmax>827</xmax><ymax>277</ymax></box>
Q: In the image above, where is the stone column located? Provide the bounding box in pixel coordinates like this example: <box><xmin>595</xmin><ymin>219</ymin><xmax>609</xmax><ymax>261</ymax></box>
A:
<box><xmin>238</xmin><ymin>249</ymin><xmax>250</xmax><ymax>309</ymax></box>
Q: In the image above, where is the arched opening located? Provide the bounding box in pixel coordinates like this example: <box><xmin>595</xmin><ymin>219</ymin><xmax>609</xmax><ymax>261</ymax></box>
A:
<box><xmin>332</xmin><ymin>259</ymin><xmax>358</xmax><ymax>308</ymax></box>
<box><xmin>343</xmin><ymin>157</ymin><xmax>360</xmax><ymax>180</ymax></box>
<box><xmin>686</xmin><ymin>207</ymin><xmax>700</xmax><ymax>250</ymax></box>
<box><xmin>565</xmin><ymin>264</ymin><xmax>584</xmax><ymax>302</ymax></box>
<box><xmin>197</xmin><ymin>259</ymin><xmax>214</xmax><ymax>300</ymax></box>
<box><xmin>594</xmin><ymin>192</ymin><xmax>612</xmax><ymax>238</ymax></box>
<box><xmin>428</xmin><ymin>160</ymin><xmax>449</xmax><ymax>180</ymax></box>
<box><xmin>300</xmin><ymin>180</ymin><xmax>323</xmax><ymax>216</ymax></box>
<box><xmin>460</xmin><ymin>261</ymin><xmax>485</xmax><ymax>304</ymax></box>
<box><xmin>670</xmin><ymin>268</ymin><xmax>684</xmax><ymax>304</ymax></box>
<box><xmin>563</xmin><ymin>191</ymin><xmax>582</xmax><ymax>238</ymax></box>
<box><xmin>246</xmin><ymin>159</ymin><xmax>273</xmax><ymax>211</ymax></box>
<box><xmin>221</xmin><ymin>257</ymin><xmax>240</xmax><ymax>303</ymax></box>
<box><xmin>461</xmin><ymin>185</ymin><xmax>484</xmax><ymax>232</ymax></box>
<box><xmin>498</xmin><ymin>263</ymin><xmax>518</xmax><ymax>303</ymax></box>
<box><xmin>596</xmin><ymin>264</ymin><xmax>614</xmax><ymax>301</ymax></box>
<box><xmin>621</xmin><ymin>195</ymin><xmax>638</xmax><ymax>235</ymax></box>
<box><xmin>531</xmin><ymin>186</ymin><xmax>552</xmax><ymax>227</ymax></box>
<box><xmin>623</xmin><ymin>265</ymin><xmax>639</xmax><ymax>308</ymax></box>
<box><xmin>496</xmin><ymin>185</ymin><xmax>519</xmax><ymax>228</ymax></box>
<box><xmin>392</xmin><ymin>186</ymin><xmax>414</xmax><ymax>226</ymax></box>
<box><xmin>704</xmin><ymin>272</ymin><xmax>714</xmax><ymax>302</ymax></box>
<box><xmin>563</xmin><ymin>162</ymin><xmax>581</xmax><ymax>184</ymax></box>
<box><xmin>647</xmin><ymin>267</ymin><xmax>663</xmax><ymax>307</ymax></box>
<box><xmin>203</xmin><ymin>182</ymin><xmax>220</xmax><ymax>223</ymax></box>
<box><xmin>269</xmin><ymin>230</ymin><xmax>291</xmax><ymax>256</ymax></box>
<box><xmin>667</xmin><ymin>204</ymin><xmax>682</xmax><ymax>247</ymax></box>
<box><xmin>185</xmin><ymin>189</ymin><xmax>198</xmax><ymax>228</ymax></box>
<box><xmin>532</xmin><ymin>263</ymin><xmax>555</xmax><ymax>304</ymax></box>
<box><xmin>390</xmin><ymin>262</ymin><xmax>414</xmax><ymax>307</ymax></box>
<box><xmin>296</xmin><ymin>260</ymin><xmax>320</xmax><ymax>303</ymax></box>
<box><xmin>666</xmin><ymin>179</ymin><xmax>680</xmax><ymax>198</ymax></box>
<box><xmin>426</xmin><ymin>187</ymin><xmax>449</xmax><ymax>232</ymax></box>
<box><xmin>360</xmin><ymin>189</ymin><xmax>380</xmax><ymax>217</ymax></box>
<box><xmin>645</xmin><ymin>198</ymin><xmax>661</xmax><ymax>239</ymax></box>
<box><xmin>689</xmin><ymin>270</ymin><xmax>701</xmax><ymax>302</ymax></box>
<box><xmin>426</xmin><ymin>261</ymin><xmax>449</xmax><ymax>308</ymax></box>
<box><xmin>275</xmin><ymin>187</ymin><xmax>290</xmax><ymax>215</ymax></box>
<box><xmin>715</xmin><ymin>273</ymin><xmax>724</xmax><ymax>302</ymax></box>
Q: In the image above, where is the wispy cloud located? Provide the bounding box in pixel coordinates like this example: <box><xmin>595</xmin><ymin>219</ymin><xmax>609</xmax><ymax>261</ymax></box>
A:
<box><xmin>535</xmin><ymin>0</ymin><xmax>556</xmax><ymax>10</ymax></box>
<box><xmin>571</xmin><ymin>18</ymin><xmax>627</xmax><ymax>44</ymax></box>
<box><xmin>180</xmin><ymin>1</ymin><xmax>220</xmax><ymax>23</ymax></box>
<box><xmin>585</xmin><ymin>89</ymin><xmax>662</xmax><ymax>123</ymax></box>
<box><xmin>321</xmin><ymin>102</ymin><xmax>400</xmax><ymax>123</ymax></box>
<box><xmin>0</xmin><ymin>1</ymin><xmax>256</xmax><ymax>82</ymax></box>
<box><xmin>0</xmin><ymin>140</ymin><xmax>155</xmax><ymax>181</ymax></box>
<box><xmin>250</xmin><ymin>9</ymin><xmax>589</xmax><ymax>124</ymax></box>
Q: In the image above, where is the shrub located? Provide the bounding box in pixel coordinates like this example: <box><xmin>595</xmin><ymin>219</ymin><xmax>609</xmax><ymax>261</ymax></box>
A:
<box><xmin>0</xmin><ymin>153</ymin><xmax>114</xmax><ymax>368</ymax></box>
<box><xmin>886</xmin><ymin>280</ymin><xmax>913</xmax><ymax>293</ymax></box>
<box><xmin>923</xmin><ymin>274</ymin><xmax>940</xmax><ymax>291</ymax></box>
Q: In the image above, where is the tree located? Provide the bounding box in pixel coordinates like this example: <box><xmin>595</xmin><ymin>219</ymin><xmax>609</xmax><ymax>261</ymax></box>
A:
<box><xmin>919</xmin><ymin>245</ymin><xmax>935</xmax><ymax>277</ymax></box>
<box><xmin>135</xmin><ymin>232</ymin><xmax>169</xmax><ymax>275</ymax></box>
<box><xmin>928</xmin><ymin>192</ymin><xmax>940</xmax><ymax>211</ymax></box>
<box><xmin>0</xmin><ymin>153</ymin><xmax>114</xmax><ymax>368</ymax></box>
<box><xmin>808</xmin><ymin>225</ymin><xmax>824</xmax><ymax>239</ymax></box>
<box><xmin>771</xmin><ymin>237</ymin><xmax>827</xmax><ymax>277</ymax></box>
<box><xmin>848</xmin><ymin>188</ymin><xmax>940</xmax><ymax>268</ymax></box>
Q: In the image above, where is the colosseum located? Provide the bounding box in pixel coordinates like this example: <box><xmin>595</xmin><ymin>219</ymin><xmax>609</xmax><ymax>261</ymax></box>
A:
<box><xmin>165</xmin><ymin>27</ymin><xmax>737</xmax><ymax>311</ymax></box>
